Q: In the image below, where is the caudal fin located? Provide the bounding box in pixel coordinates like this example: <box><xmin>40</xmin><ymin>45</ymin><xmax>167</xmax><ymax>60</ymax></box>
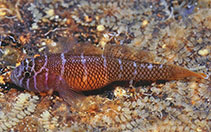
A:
<box><xmin>192</xmin><ymin>72</ymin><xmax>209</xmax><ymax>79</ymax></box>
<box><xmin>168</xmin><ymin>64</ymin><xmax>208</xmax><ymax>80</ymax></box>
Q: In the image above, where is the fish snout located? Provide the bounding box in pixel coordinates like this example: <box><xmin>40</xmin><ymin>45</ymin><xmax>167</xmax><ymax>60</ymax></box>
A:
<box><xmin>10</xmin><ymin>66</ymin><xmax>23</xmax><ymax>87</ymax></box>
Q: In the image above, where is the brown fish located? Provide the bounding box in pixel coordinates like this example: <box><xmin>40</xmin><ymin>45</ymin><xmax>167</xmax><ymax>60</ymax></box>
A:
<box><xmin>10</xmin><ymin>49</ymin><xmax>207</xmax><ymax>105</ymax></box>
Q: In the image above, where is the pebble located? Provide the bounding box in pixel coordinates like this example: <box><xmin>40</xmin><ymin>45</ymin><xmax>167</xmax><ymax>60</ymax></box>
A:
<box><xmin>97</xmin><ymin>25</ymin><xmax>105</xmax><ymax>32</ymax></box>
<box><xmin>198</xmin><ymin>49</ymin><xmax>209</xmax><ymax>56</ymax></box>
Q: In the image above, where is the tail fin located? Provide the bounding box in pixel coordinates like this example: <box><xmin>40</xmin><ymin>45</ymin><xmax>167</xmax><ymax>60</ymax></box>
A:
<box><xmin>194</xmin><ymin>72</ymin><xmax>209</xmax><ymax>79</ymax></box>
<box><xmin>168</xmin><ymin>64</ymin><xmax>208</xmax><ymax>80</ymax></box>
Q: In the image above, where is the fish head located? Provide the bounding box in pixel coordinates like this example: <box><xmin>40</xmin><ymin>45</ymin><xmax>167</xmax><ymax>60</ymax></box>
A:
<box><xmin>10</xmin><ymin>58</ymin><xmax>35</xmax><ymax>88</ymax></box>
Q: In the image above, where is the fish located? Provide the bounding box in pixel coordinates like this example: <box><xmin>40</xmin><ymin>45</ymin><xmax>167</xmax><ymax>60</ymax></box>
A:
<box><xmin>10</xmin><ymin>45</ymin><xmax>207</xmax><ymax>105</ymax></box>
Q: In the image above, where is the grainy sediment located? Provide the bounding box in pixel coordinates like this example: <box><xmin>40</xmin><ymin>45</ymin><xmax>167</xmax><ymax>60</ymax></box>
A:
<box><xmin>0</xmin><ymin>0</ymin><xmax>210</xmax><ymax>131</ymax></box>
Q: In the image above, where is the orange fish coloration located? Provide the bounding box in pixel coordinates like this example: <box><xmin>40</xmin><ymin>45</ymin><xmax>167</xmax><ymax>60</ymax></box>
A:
<box><xmin>10</xmin><ymin>47</ymin><xmax>207</xmax><ymax>104</ymax></box>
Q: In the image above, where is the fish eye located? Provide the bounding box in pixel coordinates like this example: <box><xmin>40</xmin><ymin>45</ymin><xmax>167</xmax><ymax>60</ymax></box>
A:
<box><xmin>24</xmin><ymin>71</ymin><xmax>31</xmax><ymax>78</ymax></box>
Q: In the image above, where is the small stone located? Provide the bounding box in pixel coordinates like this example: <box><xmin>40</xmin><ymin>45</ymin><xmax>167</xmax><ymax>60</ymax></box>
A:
<box><xmin>45</xmin><ymin>9</ymin><xmax>54</xmax><ymax>17</ymax></box>
<box><xmin>120</xmin><ymin>114</ymin><xmax>126</xmax><ymax>122</ymax></box>
<box><xmin>4</xmin><ymin>122</ymin><xmax>12</xmax><ymax>128</ymax></box>
<box><xmin>97</xmin><ymin>25</ymin><xmax>105</xmax><ymax>32</ymax></box>
<box><xmin>198</xmin><ymin>49</ymin><xmax>209</xmax><ymax>56</ymax></box>
<box><xmin>196</xmin><ymin>127</ymin><xmax>202</xmax><ymax>132</ymax></box>
<box><xmin>131</xmin><ymin>101</ymin><xmax>137</xmax><ymax>108</ymax></box>
<box><xmin>142</xmin><ymin>20</ymin><xmax>148</xmax><ymax>27</ymax></box>
<box><xmin>1</xmin><ymin>123</ymin><xmax>7</xmax><ymax>130</ymax></box>
<box><xmin>115</xmin><ymin>116</ymin><xmax>121</xmax><ymax>122</ymax></box>
<box><xmin>17</xmin><ymin>114</ymin><xmax>24</xmax><ymax>119</ymax></box>
<box><xmin>31</xmin><ymin>23</ymin><xmax>39</xmax><ymax>30</ymax></box>
<box><xmin>121</xmin><ymin>107</ymin><xmax>130</xmax><ymax>114</ymax></box>
<box><xmin>197</xmin><ymin>38</ymin><xmax>203</xmax><ymax>43</ymax></box>
<box><xmin>120</xmin><ymin>124</ymin><xmax>126</xmax><ymax>130</ymax></box>
<box><xmin>126</xmin><ymin>123</ymin><xmax>133</xmax><ymax>129</ymax></box>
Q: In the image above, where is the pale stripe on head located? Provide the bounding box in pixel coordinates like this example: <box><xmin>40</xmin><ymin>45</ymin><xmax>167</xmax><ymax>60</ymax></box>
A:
<box><xmin>33</xmin><ymin>55</ymin><xmax>48</xmax><ymax>92</ymax></box>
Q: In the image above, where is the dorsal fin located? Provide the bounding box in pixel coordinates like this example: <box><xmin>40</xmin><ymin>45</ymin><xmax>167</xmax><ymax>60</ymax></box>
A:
<box><xmin>56</xmin><ymin>37</ymin><xmax>103</xmax><ymax>55</ymax></box>
<box><xmin>103</xmin><ymin>44</ymin><xmax>155</xmax><ymax>63</ymax></box>
<box><xmin>68</xmin><ymin>43</ymin><xmax>103</xmax><ymax>55</ymax></box>
<box><xmin>55</xmin><ymin>37</ymin><xmax>155</xmax><ymax>62</ymax></box>
<box><xmin>68</xmin><ymin>43</ymin><xmax>155</xmax><ymax>62</ymax></box>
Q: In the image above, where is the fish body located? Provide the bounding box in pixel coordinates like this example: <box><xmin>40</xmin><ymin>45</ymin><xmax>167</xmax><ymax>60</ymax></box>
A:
<box><xmin>10</xmin><ymin>53</ymin><xmax>206</xmax><ymax>104</ymax></box>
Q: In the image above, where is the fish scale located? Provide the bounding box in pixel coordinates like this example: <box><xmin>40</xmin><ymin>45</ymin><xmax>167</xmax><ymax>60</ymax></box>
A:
<box><xmin>10</xmin><ymin>53</ymin><xmax>207</xmax><ymax>105</ymax></box>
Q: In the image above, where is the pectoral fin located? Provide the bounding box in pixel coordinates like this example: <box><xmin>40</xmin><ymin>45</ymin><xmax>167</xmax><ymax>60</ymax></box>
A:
<box><xmin>58</xmin><ymin>85</ymin><xmax>85</xmax><ymax>106</ymax></box>
<box><xmin>48</xmin><ymin>73</ymin><xmax>85</xmax><ymax>106</ymax></box>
